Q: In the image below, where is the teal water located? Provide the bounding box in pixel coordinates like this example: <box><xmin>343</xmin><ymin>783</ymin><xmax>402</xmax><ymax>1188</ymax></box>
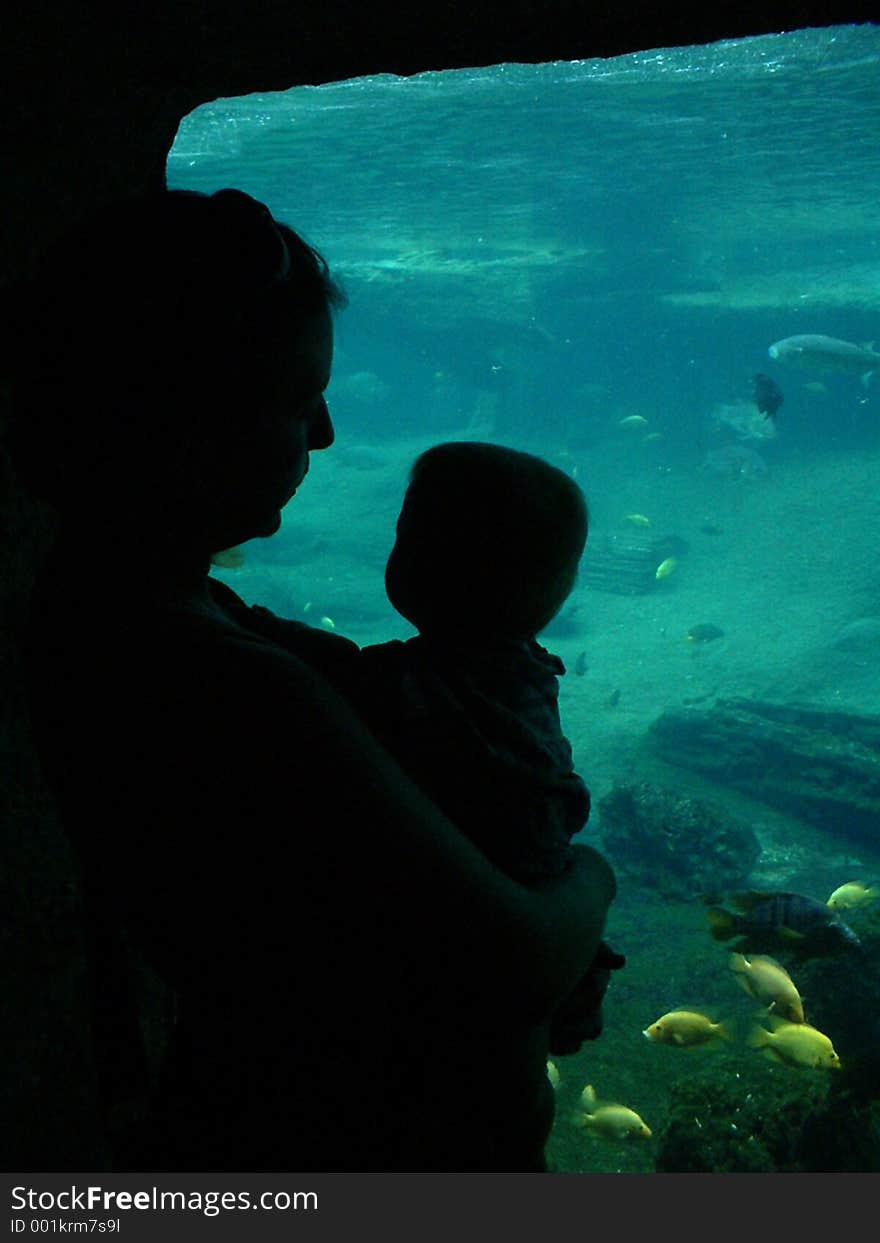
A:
<box><xmin>168</xmin><ymin>24</ymin><xmax>880</xmax><ymax>1172</ymax></box>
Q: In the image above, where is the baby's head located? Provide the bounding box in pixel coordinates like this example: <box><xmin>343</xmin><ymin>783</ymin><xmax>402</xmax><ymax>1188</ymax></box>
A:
<box><xmin>385</xmin><ymin>441</ymin><xmax>588</xmax><ymax>640</ymax></box>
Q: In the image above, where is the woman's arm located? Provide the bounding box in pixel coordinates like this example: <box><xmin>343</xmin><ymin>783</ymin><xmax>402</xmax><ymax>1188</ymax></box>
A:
<box><xmin>213</xmin><ymin>632</ymin><xmax>615</xmax><ymax>1023</ymax></box>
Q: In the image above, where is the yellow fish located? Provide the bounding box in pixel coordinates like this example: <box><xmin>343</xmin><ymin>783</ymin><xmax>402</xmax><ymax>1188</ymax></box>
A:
<box><xmin>827</xmin><ymin>881</ymin><xmax>877</xmax><ymax>911</ymax></box>
<box><xmin>573</xmin><ymin>1085</ymin><xmax>652</xmax><ymax>1142</ymax></box>
<box><xmin>748</xmin><ymin>1016</ymin><xmax>841</xmax><ymax>1070</ymax></box>
<box><xmin>728</xmin><ymin>953</ymin><xmax>804</xmax><ymax>1024</ymax></box>
<box><xmin>655</xmin><ymin>556</ymin><xmax>677</xmax><ymax>580</ymax></box>
<box><xmin>625</xmin><ymin>513</ymin><xmax>651</xmax><ymax>527</ymax></box>
<box><xmin>619</xmin><ymin>414</ymin><xmax>648</xmax><ymax>428</ymax></box>
<box><xmin>643</xmin><ymin>1009</ymin><xmax>731</xmax><ymax>1048</ymax></box>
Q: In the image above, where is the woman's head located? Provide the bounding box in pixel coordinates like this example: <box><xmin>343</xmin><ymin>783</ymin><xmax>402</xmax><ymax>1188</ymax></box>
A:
<box><xmin>5</xmin><ymin>188</ymin><xmax>346</xmax><ymax>547</ymax></box>
<box><xmin>385</xmin><ymin>441</ymin><xmax>589</xmax><ymax>639</ymax></box>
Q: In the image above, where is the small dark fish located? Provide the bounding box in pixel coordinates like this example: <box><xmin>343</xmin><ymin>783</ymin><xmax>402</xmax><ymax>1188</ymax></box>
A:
<box><xmin>687</xmin><ymin>623</ymin><xmax>725</xmax><ymax>644</ymax></box>
<box><xmin>605</xmin><ymin>688</ymin><xmax>621</xmax><ymax>708</ymax></box>
<box><xmin>699</xmin><ymin>522</ymin><xmax>724</xmax><ymax>537</ymax></box>
<box><xmin>702</xmin><ymin>444</ymin><xmax>768</xmax><ymax>479</ymax></box>
<box><xmin>753</xmin><ymin>372</ymin><xmax>784</xmax><ymax>419</ymax></box>
<box><xmin>574</xmin><ymin>650</ymin><xmax>589</xmax><ymax>677</ymax></box>
<box><xmin>706</xmin><ymin>889</ymin><xmax>861</xmax><ymax>959</ymax></box>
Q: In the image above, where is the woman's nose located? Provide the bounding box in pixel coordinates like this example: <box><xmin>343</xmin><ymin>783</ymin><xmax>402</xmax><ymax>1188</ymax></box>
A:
<box><xmin>309</xmin><ymin>397</ymin><xmax>334</xmax><ymax>450</ymax></box>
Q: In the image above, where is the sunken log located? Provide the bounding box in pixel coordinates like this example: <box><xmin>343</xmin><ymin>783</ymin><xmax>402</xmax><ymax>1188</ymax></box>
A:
<box><xmin>579</xmin><ymin>534</ymin><xmax>687</xmax><ymax>596</ymax></box>
<box><xmin>650</xmin><ymin>698</ymin><xmax>880</xmax><ymax>846</ymax></box>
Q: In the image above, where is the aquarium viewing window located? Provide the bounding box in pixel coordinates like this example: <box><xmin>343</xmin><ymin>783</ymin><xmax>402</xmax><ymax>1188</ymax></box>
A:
<box><xmin>168</xmin><ymin>24</ymin><xmax>880</xmax><ymax>1175</ymax></box>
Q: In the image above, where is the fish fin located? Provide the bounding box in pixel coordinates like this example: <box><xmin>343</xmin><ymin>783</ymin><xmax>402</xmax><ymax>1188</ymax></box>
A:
<box><xmin>747</xmin><ymin>1024</ymin><xmax>769</xmax><ymax>1050</ymax></box>
<box><xmin>728</xmin><ymin>890</ymin><xmax>767</xmax><ymax>912</ymax></box>
<box><xmin>765</xmin><ymin>1014</ymin><xmax>790</xmax><ymax>1032</ymax></box>
<box><xmin>580</xmin><ymin>1084</ymin><xmax>598</xmax><ymax>1113</ymax></box>
<box><xmin>707</xmin><ymin>907</ymin><xmax>736</xmax><ymax>940</ymax></box>
<box><xmin>751</xmin><ymin>954</ymin><xmax>792</xmax><ymax>977</ymax></box>
<box><xmin>750</xmin><ymin>953</ymin><xmax>785</xmax><ymax>968</ymax></box>
<box><xmin>861</xmin><ymin>370</ymin><xmax>874</xmax><ymax>389</ymax></box>
<box><xmin>779</xmin><ymin>926</ymin><xmax>806</xmax><ymax>941</ymax></box>
<box><xmin>733</xmin><ymin>975</ymin><xmax>754</xmax><ymax>1001</ymax></box>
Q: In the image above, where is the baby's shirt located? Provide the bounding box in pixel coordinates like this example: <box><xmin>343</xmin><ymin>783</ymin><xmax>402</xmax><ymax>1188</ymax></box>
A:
<box><xmin>354</xmin><ymin>633</ymin><xmax>590</xmax><ymax>881</ymax></box>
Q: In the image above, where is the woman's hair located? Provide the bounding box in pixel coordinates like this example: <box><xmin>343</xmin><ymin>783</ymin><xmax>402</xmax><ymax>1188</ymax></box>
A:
<box><xmin>3</xmin><ymin>188</ymin><xmax>346</xmax><ymax>507</ymax></box>
<box><xmin>385</xmin><ymin>441</ymin><xmax>589</xmax><ymax>638</ymax></box>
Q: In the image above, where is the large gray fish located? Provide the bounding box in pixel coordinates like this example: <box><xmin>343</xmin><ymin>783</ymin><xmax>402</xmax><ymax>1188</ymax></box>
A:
<box><xmin>706</xmin><ymin>889</ymin><xmax>862</xmax><ymax>959</ymax></box>
<box><xmin>768</xmin><ymin>334</ymin><xmax>880</xmax><ymax>385</ymax></box>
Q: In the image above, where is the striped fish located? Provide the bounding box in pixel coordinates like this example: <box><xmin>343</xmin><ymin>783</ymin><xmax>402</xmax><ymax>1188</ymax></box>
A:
<box><xmin>706</xmin><ymin>890</ymin><xmax>861</xmax><ymax>959</ymax></box>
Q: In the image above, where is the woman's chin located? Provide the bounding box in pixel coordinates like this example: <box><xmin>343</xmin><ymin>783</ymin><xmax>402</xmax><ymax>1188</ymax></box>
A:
<box><xmin>219</xmin><ymin>510</ymin><xmax>282</xmax><ymax>548</ymax></box>
<box><xmin>251</xmin><ymin>512</ymin><xmax>283</xmax><ymax>540</ymax></box>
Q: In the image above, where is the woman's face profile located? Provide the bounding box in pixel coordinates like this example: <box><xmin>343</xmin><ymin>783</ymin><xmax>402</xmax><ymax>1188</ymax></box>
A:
<box><xmin>237</xmin><ymin>303</ymin><xmax>336</xmax><ymax>541</ymax></box>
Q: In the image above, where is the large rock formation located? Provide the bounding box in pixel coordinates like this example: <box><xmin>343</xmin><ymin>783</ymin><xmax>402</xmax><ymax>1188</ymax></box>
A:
<box><xmin>650</xmin><ymin>698</ymin><xmax>880</xmax><ymax>848</ymax></box>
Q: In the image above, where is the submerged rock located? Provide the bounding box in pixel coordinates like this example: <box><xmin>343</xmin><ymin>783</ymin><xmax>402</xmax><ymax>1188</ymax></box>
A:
<box><xmin>597</xmin><ymin>781</ymin><xmax>761</xmax><ymax>899</ymax></box>
<box><xmin>650</xmin><ymin>698</ymin><xmax>880</xmax><ymax>848</ymax></box>
<box><xmin>654</xmin><ymin>1069</ymin><xmax>829</xmax><ymax>1173</ymax></box>
<box><xmin>700</xmin><ymin>443</ymin><xmax>768</xmax><ymax>479</ymax></box>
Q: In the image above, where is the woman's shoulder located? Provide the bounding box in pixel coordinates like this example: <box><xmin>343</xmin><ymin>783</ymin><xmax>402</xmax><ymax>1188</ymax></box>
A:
<box><xmin>207</xmin><ymin>576</ymin><xmax>362</xmax><ymax>686</ymax></box>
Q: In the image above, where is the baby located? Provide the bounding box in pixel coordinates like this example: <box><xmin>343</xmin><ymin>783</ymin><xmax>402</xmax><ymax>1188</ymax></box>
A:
<box><xmin>356</xmin><ymin>442</ymin><xmax>623</xmax><ymax>1051</ymax></box>
<box><xmin>211</xmin><ymin>440</ymin><xmax>623</xmax><ymax>1052</ymax></box>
